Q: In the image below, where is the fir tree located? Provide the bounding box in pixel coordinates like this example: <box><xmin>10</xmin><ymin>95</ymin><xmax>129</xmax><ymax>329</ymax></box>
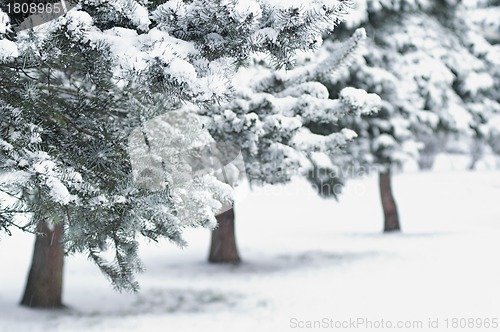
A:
<box><xmin>200</xmin><ymin>28</ymin><xmax>380</xmax><ymax>262</ymax></box>
<box><xmin>306</xmin><ymin>0</ymin><xmax>500</xmax><ymax>232</ymax></box>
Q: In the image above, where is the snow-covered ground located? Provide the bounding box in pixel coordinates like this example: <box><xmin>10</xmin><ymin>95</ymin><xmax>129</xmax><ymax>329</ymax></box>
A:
<box><xmin>1</xmin><ymin>154</ymin><xmax>499</xmax><ymax>332</ymax></box>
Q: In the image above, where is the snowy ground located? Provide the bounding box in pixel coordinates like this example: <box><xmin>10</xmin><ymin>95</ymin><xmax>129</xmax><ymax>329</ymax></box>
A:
<box><xmin>1</xmin><ymin>154</ymin><xmax>500</xmax><ymax>332</ymax></box>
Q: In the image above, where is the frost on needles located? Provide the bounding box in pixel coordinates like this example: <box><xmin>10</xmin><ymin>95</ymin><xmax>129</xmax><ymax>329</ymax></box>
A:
<box><xmin>203</xmin><ymin>28</ymin><xmax>380</xmax><ymax>185</ymax></box>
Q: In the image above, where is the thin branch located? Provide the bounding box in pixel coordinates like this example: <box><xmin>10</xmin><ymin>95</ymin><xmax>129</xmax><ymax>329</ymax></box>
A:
<box><xmin>0</xmin><ymin>215</ymin><xmax>37</xmax><ymax>235</ymax></box>
<box><xmin>0</xmin><ymin>187</ymin><xmax>20</xmax><ymax>199</ymax></box>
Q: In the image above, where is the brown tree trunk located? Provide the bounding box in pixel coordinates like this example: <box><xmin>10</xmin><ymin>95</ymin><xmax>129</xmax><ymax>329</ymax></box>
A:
<box><xmin>208</xmin><ymin>207</ymin><xmax>241</xmax><ymax>263</ymax></box>
<box><xmin>379</xmin><ymin>170</ymin><xmax>401</xmax><ymax>232</ymax></box>
<box><xmin>20</xmin><ymin>220</ymin><xmax>65</xmax><ymax>308</ymax></box>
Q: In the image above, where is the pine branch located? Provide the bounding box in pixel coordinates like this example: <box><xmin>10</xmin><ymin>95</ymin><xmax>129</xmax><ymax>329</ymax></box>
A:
<box><xmin>255</xmin><ymin>28</ymin><xmax>366</xmax><ymax>93</ymax></box>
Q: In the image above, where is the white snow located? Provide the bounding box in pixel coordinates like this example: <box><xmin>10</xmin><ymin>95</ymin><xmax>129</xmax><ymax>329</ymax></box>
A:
<box><xmin>310</xmin><ymin>152</ymin><xmax>334</xmax><ymax>169</ymax></box>
<box><xmin>83</xmin><ymin>0</ymin><xmax>150</xmax><ymax>31</ymax></box>
<box><xmin>164</xmin><ymin>58</ymin><xmax>197</xmax><ymax>83</ymax></box>
<box><xmin>45</xmin><ymin>176</ymin><xmax>76</xmax><ymax>205</ymax></box>
<box><xmin>339</xmin><ymin>87</ymin><xmax>381</xmax><ymax>115</ymax></box>
<box><xmin>1</xmin><ymin>158</ymin><xmax>499</xmax><ymax>331</ymax></box>
<box><xmin>125</xmin><ymin>1</ymin><xmax>150</xmax><ymax>31</ymax></box>
<box><xmin>0</xmin><ymin>39</ymin><xmax>19</xmax><ymax>60</ymax></box>
<box><xmin>267</xmin><ymin>0</ymin><xmax>344</xmax><ymax>11</ymax></box>
<box><xmin>231</xmin><ymin>0</ymin><xmax>262</xmax><ymax>23</ymax></box>
<box><xmin>65</xmin><ymin>10</ymin><xmax>93</xmax><ymax>33</ymax></box>
<box><xmin>373</xmin><ymin>133</ymin><xmax>397</xmax><ymax>149</ymax></box>
<box><xmin>463</xmin><ymin>72</ymin><xmax>495</xmax><ymax>96</ymax></box>
<box><xmin>253</xmin><ymin>27</ymin><xmax>279</xmax><ymax>43</ymax></box>
<box><xmin>449</xmin><ymin>102</ymin><xmax>474</xmax><ymax>132</ymax></box>
<box><xmin>341</xmin><ymin>128</ymin><xmax>358</xmax><ymax>141</ymax></box>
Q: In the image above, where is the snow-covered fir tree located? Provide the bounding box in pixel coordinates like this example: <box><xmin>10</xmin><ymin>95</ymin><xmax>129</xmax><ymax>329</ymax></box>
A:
<box><xmin>198</xmin><ymin>27</ymin><xmax>380</xmax><ymax>262</ymax></box>
<box><xmin>304</xmin><ymin>0</ymin><xmax>500</xmax><ymax>231</ymax></box>
<box><xmin>0</xmin><ymin>0</ymin><xmax>362</xmax><ymax>306</ymax></box>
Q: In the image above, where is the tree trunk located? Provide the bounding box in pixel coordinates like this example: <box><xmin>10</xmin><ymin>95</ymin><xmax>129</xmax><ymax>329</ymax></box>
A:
<box><xmin>208</xmin><ymin>207</ymin><xmax>241</xmax><ymax>263</ymax></box>
<box><xmin>20</xmin><ymin>220</ymin><xmax>65</xmax><ymax>308</ymax></box>
<box><xmin>468</xmin><ymin>140</ymin><xmax>484</xmax><ymax>170</ymax></box>
<box><xmin>379</xmin><ymin>171</ymin><xmax>401</xmax><ymax>232</ymax></box>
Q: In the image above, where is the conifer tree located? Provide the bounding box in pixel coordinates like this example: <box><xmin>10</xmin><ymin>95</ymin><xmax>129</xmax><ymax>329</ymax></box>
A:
<box><xmin>201</xmin><ymin>28</ymin><xmax>380</xmax><ymax>262</ymax></box>
<box><xmin>306</xmin><ymin>0</ymin><xmax>499</xmax><ymax>232</ymax></box>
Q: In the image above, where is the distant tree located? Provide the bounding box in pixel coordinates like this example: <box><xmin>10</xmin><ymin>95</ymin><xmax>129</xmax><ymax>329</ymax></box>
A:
<box><xmin>307</xmin><ymin>0</ymin><xmax>499</xmax><ymax>232</ymax></box>
<box><xmin>415</xmin><ymin>130</ymin><xmax>451</xmax><ymax>171</ymax></box>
